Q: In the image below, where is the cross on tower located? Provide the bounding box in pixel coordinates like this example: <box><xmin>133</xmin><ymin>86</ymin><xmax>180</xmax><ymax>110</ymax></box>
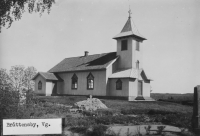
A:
<box><xmin>128</xmin><ymin>7</ymin><xmax>132</xmax><ymax>18</ymax></box>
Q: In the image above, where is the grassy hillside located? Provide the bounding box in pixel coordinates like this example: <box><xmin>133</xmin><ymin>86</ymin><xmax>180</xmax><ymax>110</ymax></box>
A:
<box><xmin>37</xmin><ymin>95</ymin><xmax>192</xmax><ymax>113</ymax></box>
<box><xmin>35</xmin><ymin>95</ymin><xmax>193</xmax><ymax>130</ymax></box>
<box><xmin>37</xmin><ymin>95</ymin><xmax>193</xmax><ymax>114</ymax></box>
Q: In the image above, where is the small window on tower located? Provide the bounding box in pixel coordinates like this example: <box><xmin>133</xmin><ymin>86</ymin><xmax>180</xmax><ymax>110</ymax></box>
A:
<box><xmin>121</xmin><ymin>40</ymin><xmax>127</xmax><ymax>51</ymax></box>
<box><xmin>136</xmin><ymin>60</ymin><xmax>139</xmax><ymax>69</ymax></box>
<box><xmin>136</xmin><ymin>41</ymin><xmax>140</xmax><ymax>51</ymax></box>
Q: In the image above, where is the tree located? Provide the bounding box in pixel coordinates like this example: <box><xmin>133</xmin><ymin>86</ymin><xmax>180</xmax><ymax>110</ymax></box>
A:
<box><xmin>24</xmin><ymin>66</ymin><xmax>37</xmax><ymax>90</ymax></box>
<box><xmin>0</xmin><ymin>68</ymin><xmax>12</xmax><ymax>90</ymax></box>
<box><xmin>0</xmin><ymin>0</ymin><xmax>55</xmax><ymax>32</ymax></box>
<box><xmin>9</xmin><ymin>65</ymin><xmax>26</xmax><ymax>91</ymax></box>
<box><xmin>0</xmin><ymin>66</ymin><xmax>38</xmax><ymax>134</ymax></box>
<box><xmin>9</xmin><ymin>65</ymin><xmax>37</xmax><ymax>92</ymax></box>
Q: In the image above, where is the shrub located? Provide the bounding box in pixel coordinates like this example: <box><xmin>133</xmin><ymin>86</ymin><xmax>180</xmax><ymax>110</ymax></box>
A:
<box><xmin>65</xmin><ymin>117</ymin><xmax>96</xmax><ymax>127</ymax></box>
<box><xmin>86</xmin><ymin>124</ymin><xmax>108</xmax><ymax>136</ymax></box>
<box><xmin>82</xmin><ymin>111</ymin><xmax>97</xmax><ymax>116</ymax></box>
<box><xmin>43</xmin><ymin>102</ymin><xmax>54</xmax><ymax>107</ymax></box>
<box><xmin>156</xmin><ymin>126</ymin><xmax>166</xmax><ymax>135</ymax></box>
<box><xmin>121</xmin><ymin>108</ymin><xmax>136</xmax><ymax>115</ymax></box>
<box><xmin>69</xmin><ymin>97</ymin><xmax>75</xmax><ymax>101</ymax></box>
<box><xmin>0</xmin><ymin>89</ymin><xmax>39</xmax><ymax>135</ymax></box>
<box><xmin>101</xmin><ymin>99</ymin><xmax>106</xmax><ymax>104</ymax></box>
<box><xmin>144</xmin><ymin>125</ymin><xmax>151</xmax><ymax>135</ymax></box>
<box><xmin>95</xmin><ymin>109</ymin><xmax>118</xmax><ymax>116</ymax></box>
<box><xmin>95</xmin><ymin>116</ymin><xmax>112</xmax><ymax>125</ymax></box>
<box><xmin>161</xmin><ymin>113</ymin><xmax>192</xmax><ymax>128</ymax></box>
<box><xmin>70</xmin><ymin>126</ymin><xmax>88</xmax><ymax>134</ymax></box>
<box><xmin>70</xmin><ymin>124</ymin><xmax>108</xmax><ymax>136</ymax></box>
<box><xmin>120</xmin><ymin>108</ymin><xmax>148</xmax><ymax>115</ymax></box>
<box><xmin>94</xmin><ymin>115</ymin><xmax>140</xmax><ymax>125</ymax></box>
<box><xmin>148</xmin><ymin>109</ymin><xmax>176</xmax><ymax>115</ymax></box>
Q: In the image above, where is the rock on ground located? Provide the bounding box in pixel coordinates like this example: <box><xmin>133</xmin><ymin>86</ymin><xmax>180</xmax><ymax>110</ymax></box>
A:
<box><xmin>74</xmin><ymin>98</ymin><xmax>107</xmax><ymax>111</ymax></box>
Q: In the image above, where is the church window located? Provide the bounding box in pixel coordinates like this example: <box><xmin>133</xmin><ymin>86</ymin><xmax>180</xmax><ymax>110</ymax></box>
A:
<box><xmin>87</xmin><ymin>73</ymin><xmax>94</xmax><ymax>90</ymax></box>
<box><xmin>71</xmin><ymin>74</ymin><xmax>78</xmax><ymax>89</ymax></box>
<box><xmin>38</xmin><ymin>81</ymin><xmax>42</xmax><ymax>90</ymax></box>
<box><xmin>116</xmin><ymin>79</ymin><xmax>122</xmax><ymax>90</ymax></box>
<box><xmin>136</xmin><ymin>41</ymin><xmax>140</xmax><ymax>51</ymax></box>
<box><xmin>136</xmin><ymin>60</ymin><xmax>139</xmax><ymax>69</ymax></box>
<box><xmin>121</xmin><ymin>40</ymin><xmax>128</xmax><ymax>51</ymax></box>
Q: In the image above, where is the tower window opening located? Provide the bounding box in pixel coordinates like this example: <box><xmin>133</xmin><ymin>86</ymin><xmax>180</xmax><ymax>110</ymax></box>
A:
<box><xmin>136</xmin><ymin>61</ymin><xmax>139</xmax><ymax>69</ymax></box>
<box><xmin>136</xmin><ymin>41</ymin><xmax>140</xmax><ymax>51</ymax></box>
<box><xmin>121</xmin><ymin>40</ymin><xmax>128</xmax><ymax>51</ymax></box>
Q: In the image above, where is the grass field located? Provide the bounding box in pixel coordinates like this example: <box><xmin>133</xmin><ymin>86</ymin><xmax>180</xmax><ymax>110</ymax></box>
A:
<box><xmin>35</xmin><ymin>95</ymin><xmax>193</xmax><ymax>132</ymax></box>
<box><xmin>151</xmin><ymin>93</ymin><xmax>193</xmax><ymax>102</ymax></box>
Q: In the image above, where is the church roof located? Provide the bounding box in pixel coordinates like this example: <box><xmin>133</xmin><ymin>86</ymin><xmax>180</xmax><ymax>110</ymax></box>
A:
<box><xmin>32</xmin><ymin>72</ymin><xmax>62</xmax><ymax>81</ymax></box>
<box><xmin>48</xmin><ymin>52</ymin><xmax>118</xmax><ymax>73</ymax></box>
<box><xmin>109</xmin><ymin>68</ymin><xmax>138</xmax><ymax>78</ymax></box>
<box><xmin>113</xmin><ymin>13</ymin><xmax>146</xmax><ymax>40</ymax></box>
<box><xmin>109</xmin><ymin>68</ymin><xmax>152</xmax><ymax>81</ymax></box>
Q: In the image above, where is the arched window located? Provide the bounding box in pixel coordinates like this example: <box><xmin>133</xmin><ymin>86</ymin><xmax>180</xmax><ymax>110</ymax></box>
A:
<box><xmin>136</xmin><ymin>60</ymin><xmax>139</xmax><ymax>69</ymax></box>
<box><xmin>71</xmin><ymin>74</ymin><xmax>78</xmax><ymax>89</ymax></box>
<box><xmin>38</xmin><ymin>81</ymin><xmax>42</xmax><ymax>90</ymax></box>
<box><xmin>87</xmin><ymin>73</ymin><xmax>94</xmax><ymax>90</ymax></box>
<box><xmin>116</xmin><ymin>79</ymin><xmax>122</xmax><ymax>90</ymax></box>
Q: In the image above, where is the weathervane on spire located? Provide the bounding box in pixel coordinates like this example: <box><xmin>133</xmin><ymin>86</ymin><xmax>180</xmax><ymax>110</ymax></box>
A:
<box><xmin>128</xmin><ymin>5</ymin><xmax>132</xmax><ymax>18</ymax></box>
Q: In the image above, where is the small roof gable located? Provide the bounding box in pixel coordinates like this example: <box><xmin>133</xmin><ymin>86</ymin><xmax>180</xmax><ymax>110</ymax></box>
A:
<box><xmin>32</xmin><ymin>72</ymin><xmax>62</xmax><ymax>81</ymax></box>
<box><xmin>113</xmin><ymin>16</ymin><xmax>146</xmax><ymax>41</ymax></box>
<box><xmin>48</xmin><ymin>52</ymin><xmax>118</xmax><ymax>73</ymax></box>
<box><xmin>141</xmin><ymin>70</ymin><xmax>153</xmax><ymax>81</ymax></box>
<box><xmin>109</xmin><ymin>68</ymin><xmax>152</xmax><ymax>81</ymax></box>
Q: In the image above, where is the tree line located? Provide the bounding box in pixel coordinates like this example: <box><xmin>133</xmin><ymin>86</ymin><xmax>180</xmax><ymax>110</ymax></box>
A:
<box><xmin>0</xmin><ymin>65</ymin><xmax>37</xmax><ymax>92</ymax></box>
<box><xmin>0</xmin><ymin>65</ymin><xmax>38</xmax><ymax>134</ymax></box>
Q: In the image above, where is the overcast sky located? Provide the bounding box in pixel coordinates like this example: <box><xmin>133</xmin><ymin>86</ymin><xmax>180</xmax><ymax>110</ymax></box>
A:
<box><xmin>0</xmin><ymin>0</ymin><xmax>200</xmax><ymax>94</ymax></box>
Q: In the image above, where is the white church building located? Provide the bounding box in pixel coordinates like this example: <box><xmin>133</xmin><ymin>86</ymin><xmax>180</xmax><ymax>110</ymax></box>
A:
<box><xmin>32</xmin><ymin>10</ymin><xmax>153</xmax><ymax>101</ymax></box>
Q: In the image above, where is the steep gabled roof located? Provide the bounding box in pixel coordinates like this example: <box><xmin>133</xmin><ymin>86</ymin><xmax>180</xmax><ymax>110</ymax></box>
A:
<box><xmin>113</xmin><ymin>16</ymin><xmax>146</xmax><ymax>40</ymax></box>
<box><xmin>32</xmin><ymin>72</ymin><xmax>63</xmax><ymax>81</ymax></box>
<box><xmin>48</xmin><ymin>52</ymin><xmax>118</xmax><ymax>73</ymax></box>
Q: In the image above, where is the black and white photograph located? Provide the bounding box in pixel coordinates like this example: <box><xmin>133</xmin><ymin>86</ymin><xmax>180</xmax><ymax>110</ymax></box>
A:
<box><xmin>0</xmin><ymin>0</ymin><xmax>200</xmax><ymax>135</ymax></box>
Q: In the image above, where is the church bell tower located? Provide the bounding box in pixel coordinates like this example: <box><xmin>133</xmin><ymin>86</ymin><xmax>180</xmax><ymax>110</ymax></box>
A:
<box><xmin>113</xmin><ymin>9</ymin><xmax>146</xmax><ymax>70</ymax></box>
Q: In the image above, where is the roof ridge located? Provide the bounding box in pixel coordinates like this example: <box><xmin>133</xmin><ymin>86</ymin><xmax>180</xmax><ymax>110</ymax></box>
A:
<box><xmin>63</xmin><ymin>51</ymin><xmax>116</xmax><ymax>59</ymax></box>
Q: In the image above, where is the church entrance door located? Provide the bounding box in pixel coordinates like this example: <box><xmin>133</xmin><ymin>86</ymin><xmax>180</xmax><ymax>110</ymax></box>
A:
<box><xmin>138</xmin><ymin>81</ymin><xmax>143</xmax><ymax>96</ymax></box>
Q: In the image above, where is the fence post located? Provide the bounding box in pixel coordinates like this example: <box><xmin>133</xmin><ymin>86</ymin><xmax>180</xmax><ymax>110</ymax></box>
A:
<box><xmin>192</xmin><ymin>85</ymin><xmax>200</xmax><ymax>133</ymax></box>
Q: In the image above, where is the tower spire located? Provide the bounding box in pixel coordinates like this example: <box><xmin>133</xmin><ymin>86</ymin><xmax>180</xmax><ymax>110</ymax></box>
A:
<box><xmin>113</xmin><ymin>5</ymin><xmax>146</xmax><ymax>41</ymax></box>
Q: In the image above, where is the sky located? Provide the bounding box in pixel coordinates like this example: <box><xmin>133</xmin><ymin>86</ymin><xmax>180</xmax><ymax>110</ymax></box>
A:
<box><xmin>0</xmin><ymin>0</ymin><xmax>200</xmax><ymax>94</ymax></box>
